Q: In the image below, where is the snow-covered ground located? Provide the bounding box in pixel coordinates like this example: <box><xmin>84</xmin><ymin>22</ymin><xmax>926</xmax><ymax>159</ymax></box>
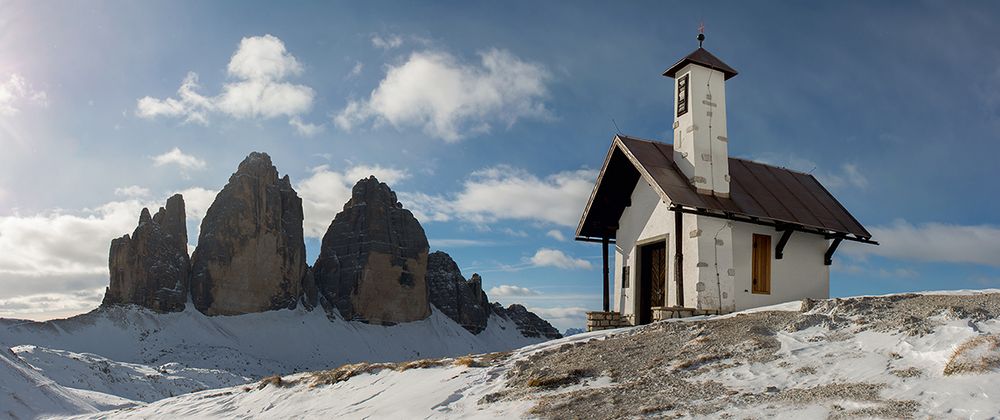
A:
<box><xmin>11</xmin><ymin>345</ymin><xmax>249</xmax><ymax>403</ymax></box>
<box><xmin>63</xmin><ymin>332</ymin><xmax>605</xmax><ymax>420</ymax></box>
<box><xmin>0</xmin><ymin>305</ymin><xmax>545</xmax><ymax>419</ymax></box>
<box><xmin>1</xmin><ymin>349</ymin><xmax>133</xmax><ymax>419</ymax></box>
<box><xmin>55</xmin><ymin>290</ymin><xmax>1000</xmax><ymax>419</ymax></box>
<box><xmin>8</xmin><ymin>291</ymin><xmax>1000</xmax><ymax>419</ymax></box>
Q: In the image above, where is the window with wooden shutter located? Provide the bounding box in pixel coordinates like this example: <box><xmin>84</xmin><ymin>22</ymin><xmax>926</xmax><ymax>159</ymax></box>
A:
<box><xmin>622</xmin><ymin>266</ymin><xmax>630</xmax><ymax>288</ymax></box>
<box><xmin>752</xmin><ymin>234</ymin><xmax>771</xmax><ymax>294</ymax></box>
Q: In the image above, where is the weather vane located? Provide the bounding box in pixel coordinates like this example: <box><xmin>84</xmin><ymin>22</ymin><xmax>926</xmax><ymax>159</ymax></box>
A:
<box><xmin>698</xmin><ymin>21</ymin><xmax>705</xmax><ymax>47</ymax></box>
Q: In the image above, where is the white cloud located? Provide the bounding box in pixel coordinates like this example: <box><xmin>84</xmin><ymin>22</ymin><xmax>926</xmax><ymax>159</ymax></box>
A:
<box><xmin>176</xmin><ymin>187</ymin><xmax>218</xmax><ymax>222</ymax></box>
<box><xmin>0</xmin><ymin>288</ymin><xmax>105</xmax><ymax>320</ymax></box>
<box><xmin>114</xmin><ymin>185</ymin><xmax>150</xmax><ymax>197</ymax></box>
<box><xmin>334</xmin><ymin>48</ymin><xmax>550</xmax><ymax>141</ymax></box>
<box><xmin>527</xmin><ymin>306</ymin><xmax>588</xmax><ymax>330</ymax></box>
<box><xmin>226</xmin><ymin>34</ymin><xmax>303</xmax><ymax>80</ymax></box>
<box><xmin>428</xmin><ymin>238</ymin><xmax>497</xmax><ymax>248</ymax></box>
<box><xmin>400</xmin><ymin>165</ymin><xmax>596</xmax><ymax>227</ymax></box>
<box><xmin>750</xmin><ymin>153</ymin><xmax>868</xmax><ymax>190</ymax></box>
<box><xmin>488</xmin><ymin>285</ymin><xmax>540</xmax><ymax>297</ymax></box>
<box><xmin>0</xmin><ymin>73</ymin><xmax>47</xmax><ymax>116</ymax></box>
<box><xmin>833</xmin><ymin>258</ymin><xmax>919</xmax><ymax>279</ymax></box>
<box><xmin>289</xmin><ymin>116</ymin><xmax>324</xmax><ymax>137</ymax></box>
<box><xmin>0</xmin><ymin>200</ymin><xmax>145</xmax><ymax>279</ymax></box>
<box><xmin>398</xmin><ymin>192</ymin><xmax>456</xmax><ymax>223</ymax></box>
<box><xmin>0</xmin><ymin>188</ymin><xmax>216</xmax><ymax>313</ymax></box>
<box><xmin>501</xmin><ymin>227</ymin><xmax>528</xmax><ymax>237</ymax></box>
<box><xmin>529</xmin><ymin>248</ymin><xmax>592</xmax><ymax>270</ymax></box>
<box><xmin>136</xmin><ymin>35</ymin><xmax>315</xmax><ymax>130</ymax></box>
<box><xmin>822</xmin><ymin>163</ymin><xmax>869</xmax><ymax>190</ymax></box>
<box><xmin>844</xmin><ymin>219</ymin><xmax>1000</xmax><ymax>267</ymax></box>
<box><xmin>347</xmin><ymin>61</ymin><xmax>364</xmax><ymax>78</ymax></box>
<box><xmin>0</xmin><ymin>189</ymin><xmax>217</xmax><ymax>281</ymax></box>
<box><xmin>136</xmin><ymin>72</ymin><xmax>212</xmax><ymax>124</ymax></box>
<box><xmin>546</xmin><ymin>229</ymin><xmax>567</xmax><ymax>241</ymax></box>
<box><xmin>296</xmin><ymin>164</ymin><xmax>410</xmax><ymax>238</ymax></box>
<box><xmin>152</xmin><ymin>147</ymin><xmax>206</xmax><ymax>170</ymax></box>
<box><xmin>371</xmin><ymin>34</ymin><xmax>403</xmax><ymax>50</ymax></box>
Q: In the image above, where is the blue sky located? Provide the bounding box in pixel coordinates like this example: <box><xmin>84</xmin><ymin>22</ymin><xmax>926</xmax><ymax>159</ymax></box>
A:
<box><xmin>1</xmin><ymin>1</ymin><xmax>999</xmax><ymax>330</ymax></box>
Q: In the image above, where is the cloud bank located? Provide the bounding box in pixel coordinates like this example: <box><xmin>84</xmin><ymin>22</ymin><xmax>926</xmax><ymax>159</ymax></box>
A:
<box><xmin>0</xmin><ymin>73</ymin><xmax>47</xmax><ymax>116</ymax></box>
<box><xmin>152</xmin><ymin>148</ymin><xmax>207</xmax><ymax>170</ymax></box>
<box><xmin>529</xmin><ymin>248</ymin><xmax>592</xmax><ymax>270</ymax></box>
<box><xmin>401</xmin><ymin>165</ymin><xmax>596</xmax><ymax>227</ymax></box>
<box><xmin>335</xmin><ymin>49</ymin><xmax>550</xmax><ymax>141</ymax></box>
<box><xmin>845</xmin><ymin>219</ymin><xmax>1000</xmax><ymax>267</ymax></box>
<box><xmin>136</xmin><ymin>35</ymin><xmax>319</xmax><ymax>133</ymax></box>
<box><xmin>296</xmin><ymin>164</ymin><xmax>409</xmax><ymax>238</ymax></box>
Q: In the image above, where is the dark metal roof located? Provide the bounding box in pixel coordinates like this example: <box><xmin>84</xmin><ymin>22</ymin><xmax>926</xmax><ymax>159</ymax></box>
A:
<box><xmin>576</xmin><ymin>135</ymin><xmax>873</xmax><ymax>241</ymax></box>
<box><xmin>663</xmin><ymin>47</ymin><xmax>738</xmax><ymax>80</ymax></box>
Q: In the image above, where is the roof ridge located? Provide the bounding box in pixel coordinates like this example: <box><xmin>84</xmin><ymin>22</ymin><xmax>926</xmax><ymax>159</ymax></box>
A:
<box><xmin>615</xmin><ymin>134</ymin><xmax>668</xmax><ymax>145</ymax></box>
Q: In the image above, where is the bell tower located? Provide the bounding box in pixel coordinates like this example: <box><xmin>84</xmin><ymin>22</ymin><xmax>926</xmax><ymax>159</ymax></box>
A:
<box><xmin>664</xmin><ymin>33</ymin><xmax>738</xmax><ymax>197</ymax></box>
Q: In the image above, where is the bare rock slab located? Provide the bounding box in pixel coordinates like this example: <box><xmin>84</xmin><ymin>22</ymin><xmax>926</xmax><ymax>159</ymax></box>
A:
<box><xmin>313</xmin><ymin>176</ymin><xmax>430</xmax><ymax>324</ymax></box>
<box><xmin>102</xmin><ymin>194</ymin><xmax>190</xmax><ymax>312</ymax></box>
<box><xmin>427</xmin><ymin>251</ymin><xmax>491</xmax><ymax>334</ymax></box>
<box><xmin>190</xmin><ymin>152</ymin><xmax>308</xmax><ymax>316</ymax></box>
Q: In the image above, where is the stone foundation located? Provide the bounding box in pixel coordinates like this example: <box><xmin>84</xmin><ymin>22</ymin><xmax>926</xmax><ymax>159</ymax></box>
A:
<box><xmin>586</xmin><ymin>311</ymin><xmax>628</xmax><ymax>332</ymax></box>
<box><xmin>651</xmin><ymin>306</ymin><xmax>719</xmax><ymax>321</ymax></box>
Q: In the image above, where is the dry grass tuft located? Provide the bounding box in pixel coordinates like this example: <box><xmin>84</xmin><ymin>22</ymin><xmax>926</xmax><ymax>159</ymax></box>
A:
<box><xmin>890</xmin><ymin>367</ymin><xmax>923</xmax><ymax>378</ymax></box>
<box><xmin>309</xmin><ymin>362</ymin><xmax>393</xmax><ymax>387</ymax></box>
<box><xmin>257</xmin><ymin>375</ymin><xmax>288</xmax><ymax>390</ymax></box>
<box><xmin>397</xmin><ymin>358</ymin><xmax>449</xmax><ymax>371</ymax></box>
<box><xmin>943</xmin><ymin>335</ymin><xmax>1000</xmax><ymax>376</ymax></box>
<box><xmin>309</xmin><ymin>357</ymin><xmax>464</xmax><ymax>388</ymax></box>
<box><xmin>453</xmin><ymin>356</ymin><xmax>478</xmax><ymax>367</ymax></box>
<box><xmin>453</xmin><ymin>353</ymin><xmax>506</xmax><ymax>368</ymax></box>
<box><xmin>526</xmin><ymin>368</ymin><xmax>593</xmax><ymax>389</ymax></box>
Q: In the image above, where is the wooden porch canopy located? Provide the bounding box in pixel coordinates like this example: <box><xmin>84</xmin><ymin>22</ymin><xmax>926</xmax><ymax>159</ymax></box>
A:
<box><xmin>575</xmin><ymin>134</ymin><xmax>877</xmax><ymax>311</ymax></box>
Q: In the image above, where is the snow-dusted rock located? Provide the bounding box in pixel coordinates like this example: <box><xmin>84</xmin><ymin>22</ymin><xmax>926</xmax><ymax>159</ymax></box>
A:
<box><xmin>102</xmin><ymin>194</ymin><xmax>189</xmax><ymax>313</ymax></box>
<box><xmin>313</xmin><ymin>176</ymin><xmax>431</xmax><ymax>325</ymax></box>
<box><xmin>496</xmin><ymin>303</ymin><xmax>562</xmax><ymax>340</ymax></box>
<box><xmin>190</xmin><ymin>152</ymin><xmax>308</xmax><ymax>316</ymax></box>
<box><xmin>426</xmin><ymin>251</ymin><xmax>491</xmax><ymax>334</ymax></box>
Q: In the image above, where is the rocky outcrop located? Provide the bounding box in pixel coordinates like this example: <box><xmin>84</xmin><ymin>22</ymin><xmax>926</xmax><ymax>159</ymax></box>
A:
<box><xmin>496</xmin><ymin>303</ymin><xmax>562</xmax><ymax>339</ymax></box>
<box><xmin>102</xmin><ymin>194</ymin><xmax>189</xmax><ymax>312</ymax></box>
<box><xmin>426</xmin><ymin>251</ymin><xmax>491</xmax><ymax>334</ymax></box>
<box><xmin>313</xmin><ymin>176</ymin><xmax>430</xmax><ymax>325</ymax></box>
<box><xmin>96</xmin><ymin>151</ymin><xmax>563</xmax><ymax>342</ymax></box>
<box><xmin>190</xmin><ymin>152</ymin><xmax>308</xmax><ymax>316</ymax></box>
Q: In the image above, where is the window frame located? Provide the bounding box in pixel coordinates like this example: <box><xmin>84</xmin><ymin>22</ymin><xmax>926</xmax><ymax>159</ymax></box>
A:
<box><xmin>676</xmin><ymin>73</ymin><xmax>689</xmax><ymax>117</ymax></box>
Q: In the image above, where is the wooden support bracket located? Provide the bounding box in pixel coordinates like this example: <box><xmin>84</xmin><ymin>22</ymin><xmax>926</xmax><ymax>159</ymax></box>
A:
<box><xmin>824</xmin><ymin>237</ymin><xmax>844</xmax><ymax>266</ymax></box>
<box><xmin>775</xmin><ymin>228</ymin><xmax>793</xmax><ymax>260</ymax></box>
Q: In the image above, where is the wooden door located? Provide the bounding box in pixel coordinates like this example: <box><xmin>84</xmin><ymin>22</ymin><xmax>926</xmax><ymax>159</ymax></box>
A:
<box><xmin>639</xmin><ymin>241</ymin><xmax>667</xmax><ymax>324</ymax></box>
<box><xmin>752</xmin><ymin>234</ymin><xmax>771</xmax><ymax>294</ymax></box>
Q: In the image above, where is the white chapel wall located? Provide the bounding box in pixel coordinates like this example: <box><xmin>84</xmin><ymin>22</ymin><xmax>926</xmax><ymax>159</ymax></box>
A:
<box><xmin>731</xmin><ymin>222</ymin><xmax>830</xmax><ymax>311</ymax></box>
<box><xmin>615</xmin><ymin>178</ymin><xmax>672</xmax><ymax>320</ymax></box>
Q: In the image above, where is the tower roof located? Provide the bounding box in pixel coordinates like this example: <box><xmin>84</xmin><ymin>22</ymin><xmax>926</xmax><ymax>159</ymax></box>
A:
<box><xmin>663</xmin><ymin>47</ymin><xmax>738</xmax><ymax>80</ymax></box>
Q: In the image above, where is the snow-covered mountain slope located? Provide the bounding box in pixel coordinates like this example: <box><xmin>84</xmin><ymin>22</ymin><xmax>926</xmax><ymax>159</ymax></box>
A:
<box><xmin>10</xmin><ymin>345</ymin><xmax>249</xmax><ymax>403</ymax></box>
<box><xmin>0</xmin><ymin>305</ymin><xmax>545</xmax><ymax>418</ymax></box>
<box><xmin>2</xmin><ymin>305</ymin><xmax>540</xmax><ymax>379</ymax></box>
<box><xmin>1</xmin><ymin>348</ymin><xmax>133</xmax><ymax>419</ymax></box>
<box><xmin>70</xmin><ymin>290</ymin><xmax>1000</xmax><ymax>419</ymax></box>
